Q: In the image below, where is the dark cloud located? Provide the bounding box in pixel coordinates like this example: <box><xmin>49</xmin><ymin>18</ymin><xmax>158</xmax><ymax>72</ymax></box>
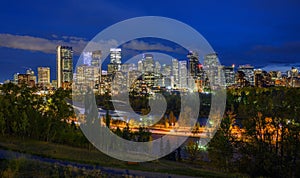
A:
<box><xmin>252</xmin><ymin>41</ymin><xmax>300</xmax><ymax>55</ymax></box>
<box><xmin>0</xmin><ymin>34</ymin><xmax>88</xmax><ymax>55</ymax></box>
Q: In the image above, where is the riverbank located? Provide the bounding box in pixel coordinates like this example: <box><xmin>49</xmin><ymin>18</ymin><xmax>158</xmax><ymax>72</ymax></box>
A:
<box><xmin>0</xmin><ymin>136</ymin><xmax>244</xmax><ymax>177</ymax></box>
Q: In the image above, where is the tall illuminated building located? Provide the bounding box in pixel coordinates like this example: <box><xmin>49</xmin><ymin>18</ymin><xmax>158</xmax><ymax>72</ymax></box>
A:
<box><xmin>155</xmin><ymin>61</ymin><xmax>161</xmax><ymax>73</ymax></box>
<box><xmin>238</xmin><ymin>65</ymin><xmax>254</xmax><ymax>86</ymax></box>
<box><xmin>287</xmin><ymin>67</ymin><xmax>299</xmax><ymax>87</ymax></box>
<box><xmin>82</xmin><ymin>52</ymin><xmax>92</xmax><ymax>65</ymax></box>
<box><xmin>172</xmin><ymin>59</ymin><xmax>179</xmax><ymax>88</ymax></box>
<box><xmin>138</xmin><ymin>60</ymin><xmax>143</xmax><ymax>72</ymax></box>
<box><xmin>108</xmin><ymin>48</ymin><xmax>121</xmax><ymax>74</ymax></box>
<box><xmin>91</xmin><ymin>50</ymin><xmax>102</xmax><ymax>90</ymax></box>
<box><xmin>13</xmin><ymin>73</ymin><xmax>19</xmax><ymax>84</ymax></box>
<box><xmin>162</xmin><ymin>64</ymin><xmax>172</xmax><ymax>87</ymax></box>
<box><xmin>204</xmin><ymin>53</ymin><xmax>220</xmax><ymax>86</ymax></box>
<box><xmin>223</xmin><ymin>65</ymin><xmax>235</xmax><ymax>86</ymax></box>
<box><xmin>179</xmin><ymin>60</ymin><xmax>187</xmax><ymax>88</ymax></box>
<box><xmin>143</xmin><ymin>54</ymin><xmax>154</xmax><ymax>72</ymax></box>
<box><xmin>162</xmin><ymin>64</ymin><xmax>171</xmax><ymax>76</ymax></box>
<box><xmin>91</xmin><ymin>50</ymin><xmax>102</xmax><ymax>68</ymax></box>
<box><xmin>187</xmin><ymin>51</ymin><xmax>199</xmax><ymax>79</ymax></box>
<box><xmin>38</xmin><ymin>67</ymin><xmax>50</xmax><ymax>86</ymax></box>
<box><xmin>56</xmin><ymin>46</ymin><xmax>73</xmax><ymax>88</ymax></box>
<box><xmin>26</xmin><ymin>68</ymin><xmax>37</xmax><ymax>84</ymax></box>
<box><xmin>75</xmin><ymin>64</ymin><xmax>99</xmax><ymax>90</ymax></box>
<box><xmin>288</xmin><ymin>67</ymin><xmax>299</xmax><ymax>78</ymax></box>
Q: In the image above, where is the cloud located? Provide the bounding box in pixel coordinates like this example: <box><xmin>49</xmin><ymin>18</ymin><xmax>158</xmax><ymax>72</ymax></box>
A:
<box><xmin>251</xmin><ymin>41</ymin><xmax>300</xmax><ymax>55</ymax></box>
<box><xmin>51</xmin><ymin>34</ymin><xmax>58</xmax><ymax>38</ymax></box>
<box><xmin>0</xmin><ymin>33</ymin><xmax>88</xmax><ymax>55</ymax></box>
<box><xmin>262</xmin><ymin>63</ymin><xmax>300</xmax><ymax>72</ymax></box>
<box><xmin>122</xmin><ymin>40</ymin><xmax>180</xmax><ymax>52</ymax></box>
<box><xmin>0</xmin><ymin>34</ymin><xmax>187</xmax><ymax>58</ymax></box>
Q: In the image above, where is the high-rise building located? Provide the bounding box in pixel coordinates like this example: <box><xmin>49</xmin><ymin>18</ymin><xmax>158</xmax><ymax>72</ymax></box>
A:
<box><xmin>187</xmin><ymin>51</ymin><xmax>199</xmax><ymax>79</ymax></box>
<box><xmin>162</xmin><ymin>64</ymin><xmax>171</xmax><ymax>76</ymax></box>
<box><xmin>172</xmin><ymin>59</ymin><xmax>179</xmax><ymax>88</ymax></box>
<box><xmin>75</xmin><ymin>64</ymin><xmax>99</xmax><ymax>90</ymax></box>
<box><xmin>238</xmin><ymin>65</ymin><xmax>254</xmax><ymax>86</ymax></box>
<box><xmin>26</xmin><ymin>68</ymin><xmax>37</xmax><ymax>84</ymax></box>
<box><xmin>138</xmin><ymin>60</ymin><xmax>143</xmax><ymax>72</ymax></box>
<box><xmin>91</xmin><ymin>50</ymin><xmax>102</xmax><ymax>91</ymax></box>
<box><xmin>204</xmin><ymin>53</ymin><xmax>221</xmax><ymax>86</ymax></box>
<box><xmin>223</xmin><ymin>65</ymin><xmax>235</xmax><ymax>86</ymax></box>
<box><xmin>269</xmin><ymin>71</ymin><xmax>281</xmax><ymax>80</ymax></box>
<box><xmin>38</xmin><ymin>67</ymin><xmax>50</xmax><ymax>86</ymax></box>
<box><xmin>143</xmin><ymin>54</ymin><xmax>154</xmax><ymax>72</ymax></box>
<box><xmin>56</xmin><ymin>46</ymin><xmax>73</xmax><ymax>88</ymax></box>
<box><xmin>17</xmin><ymin>74</ymin><xmax>35</xmax><ymax>87</ymax></box>
<box><xmin>108</xmin><ymin>48</ymin><xmax>121</xmax><ymax>74</ymax></box>
<box><xmin>121</xmin><ymin>63</ymin><xmax>135</xmax><ymax>73</ymax></box>
<box><xmin>287</xmin><ymin>67</ymin><xmax>299</xmax><ymax>78</ymax></box>
<box><xmin>13</xmin><ymin>73</ymin><xmax>19</xmax><ymax>84</ymax></box>
<box><xmin>155</xmin><ymin>61</ymin><xmax>161</xmax><ymax>74</ymax></box>
<box><xmin>82</xmin><ymin>52</ymin><xmax>92</xmax><ymax>65</ymax></box>
<box><xmin>91</xmin><ymin>50</ymin><xmax>102</xmax><ymax>68</ymax></box>
<box><xmin>162</xmin><ymin>64</ymin><xmax>172</xmax><ymax>87</ymax></box>
<box><xmin>254</xmin><ymin>69</ymin><xmax>273</xmax><ymax>87</ymax></box>
<box><xmin>179</xmin><ymin>60</ymin><xmax>187</xmax><ymax>89</ymax></box>
<box><xmin>110</xmin><ymin>48</ymin><xmax>121</xmax><ymax>64</ymax></box>
<box><xmin>287</xmin><ymin>67</ymin><xmax>299</xmax><ymax>87</ymax></box>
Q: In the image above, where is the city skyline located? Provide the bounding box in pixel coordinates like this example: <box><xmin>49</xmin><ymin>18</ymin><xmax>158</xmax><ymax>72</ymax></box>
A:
<box><xmin>1</xmin><ymin>1</ymin><xmax>300</xmax><ymax>82</ymax></box>
<box><xmin>9</xmin><ymin>45</ymin><xmax>300</xmax><ymax>93</ymax></box>
<box><xmin>7</xmin><ymin>46</ymin><xmax>300</xmax><ymax>81</ymax></box>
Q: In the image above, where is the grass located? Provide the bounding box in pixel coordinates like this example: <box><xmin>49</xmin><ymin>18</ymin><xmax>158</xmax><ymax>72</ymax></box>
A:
<box><xmin>0</xmin><ymin>158</ymin><xmax>110</xmax><ymax>178</ymax></box>
<box><xmin>0</xmin><ymin>135</ymin><xmax>246</xmax><ymax>177</ymax></box>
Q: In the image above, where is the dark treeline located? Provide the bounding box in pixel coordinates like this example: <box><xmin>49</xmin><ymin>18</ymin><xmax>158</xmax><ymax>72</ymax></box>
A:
<box><xmin>0</xmin><ymin>83</ymin><xmax>89</xmax><ymax>148</ymax></box>
<box><xmin>209</xmin><ymin>87</ymin><xmax>300</xmax><ymax>177</ymax></box>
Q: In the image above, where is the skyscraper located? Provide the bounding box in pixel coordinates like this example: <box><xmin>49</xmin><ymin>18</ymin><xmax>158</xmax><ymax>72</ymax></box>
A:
<box><xmin>179</xmin><ymin>60</ymin><xmax>187</xmax><ymax>88</ymax></box>
<box><xmin>75</xmin><ymin>64</ymin><xmax>99</xmax><ymax>90</ymax></box>
<box><xmin>56</xmin><ymin>46</ymin><xmax>73</xmax><ymax>88</ymax></box>
<box><xmin>82</xmin><ymin>52</ymin><xmax>92</xmax><ymax>65</ymax></box>
<box><xmin>38</xmin><ymin>67</ymin><xmax>50</xmax><ymax>86</ymax></box>
<box><xmin>138</xmin><ymin>60</ymin><xmax>143</xmax><ymax>72</ymax></box>
<box><xmin>204</xmin><ymin>53</ymin><xmax>221</xmax><ymax>86</ymax></box>
<box><xmin>187</xmin><ymin>51</ymin><xmax>199</xmax><ymax>79</ymax></box>
<box><xmin>91</xmin><ymin>50</ymin><xmax>102</xmax><ymax>90</ymax></box>
<box><xmin>155</xmin><ymin>61</ymin><xmax>161</xmax><ymax>74</ymax></box>
<box><xmin>223</xmin><ymin>65</ymin><xmax>235</xmax><ymax>86</ymax></box>
<box><xmin>172</xmin><ymin>59</ymin><xmax>179</xmax><ymax>88</ymax></box>
<box><xmin>162</xmin><ymin>64</ymin><xmax>172</xmax><ymax>87</ymax></box>
<box><xmin>238</xmin><ymin>65</ymin><xmax>254</xmax><ymax>86</ymax></box>
<box><xmin>108</xmin><ymin>48</ymin><xmax>121</xmax><ymax>74</ymax></box>
<box><xmin>91</xmin><ymin>50</ymin><xmax>102</xmax><ymax>68</ymax></box>
<box><xmin>143</xmin><ymin>54</ymin><xmax>154</xmax><ymax>72</ymax></box>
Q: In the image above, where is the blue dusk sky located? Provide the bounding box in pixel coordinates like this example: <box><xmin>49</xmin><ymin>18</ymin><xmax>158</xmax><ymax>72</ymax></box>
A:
<box><xmin>0</xmin><ymin>0</ymin><xmax>300</xmax><ymax>82</ymax></box>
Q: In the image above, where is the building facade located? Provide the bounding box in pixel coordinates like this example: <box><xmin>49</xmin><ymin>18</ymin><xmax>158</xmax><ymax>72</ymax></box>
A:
<box><xmin>38</xmin><ymin>67</ymin><xmax>50</xmax><ymax>87</ymax></box>
<box><xmin>56</xmin><ymin>46</ymin><xmax>73</xmax><ymax>89</ymax></box>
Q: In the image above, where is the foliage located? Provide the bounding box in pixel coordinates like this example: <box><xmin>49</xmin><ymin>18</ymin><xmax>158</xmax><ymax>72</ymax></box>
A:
<box><xmin>0</xmin><ymin>83</ymin><xmax>89</xmax><ymax>147</ymax></box>
<box><xmin>185</xmin><ymin>140</ymin><xmax>205</xmax><ymax>163</ymax></box>
<box><xmin>212</xmin><ymin>87</ymin><xmax>300</xmax><ymax>177</ymax></box>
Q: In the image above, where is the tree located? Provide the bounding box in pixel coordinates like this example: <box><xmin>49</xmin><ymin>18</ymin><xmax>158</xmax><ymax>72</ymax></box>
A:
<box><xmin>105</xmin><ymin>110</ymin><xmax>111</xmax><ymax>129</ymax></box>
<box><xmin>169</xmin><ymin>111</ymin><xmax>176</xmax><ymax>126</ymax></box>
<box><xmin>0</xmin><ymin>110</ymin><xmax>6</xmax><ymax>136</ymax></box>
<box><xmin>185</xmin><ymin>141</ymin><xmax>203</xmax><ymax>163</ymax></box>
<box><xmin>208</xmin><ymin>111</ymin><xmax>235</xmax><ymax>172</ymax></box>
